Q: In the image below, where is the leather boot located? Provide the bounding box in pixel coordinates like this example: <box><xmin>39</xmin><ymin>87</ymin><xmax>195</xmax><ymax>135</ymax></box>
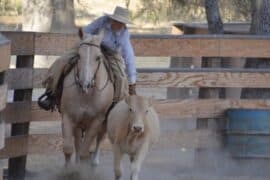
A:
<box><xmin>128</xmin><ymin>84</ymin><xmax>137</xmax><ymax>95</ymax></box>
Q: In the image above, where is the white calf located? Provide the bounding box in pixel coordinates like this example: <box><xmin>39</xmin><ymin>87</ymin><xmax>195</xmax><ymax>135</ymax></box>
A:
<box><xmin>107</xmin><ymin>95</ymin><xmax>160</xmax><ymax>180</ymax></box>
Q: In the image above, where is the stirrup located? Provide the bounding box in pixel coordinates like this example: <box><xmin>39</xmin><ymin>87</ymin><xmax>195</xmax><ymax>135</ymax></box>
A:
<box><xmin>38</xmin><ymin>92</ymin><xmax>55</xmax><ymax>111</ymax></box>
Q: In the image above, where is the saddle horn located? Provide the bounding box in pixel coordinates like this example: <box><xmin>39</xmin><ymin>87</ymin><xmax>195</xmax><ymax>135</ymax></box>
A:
<box><xmin>78</xmin><ymin>27</ymin><xmax>83</xmax><ymax>40</ymax></box>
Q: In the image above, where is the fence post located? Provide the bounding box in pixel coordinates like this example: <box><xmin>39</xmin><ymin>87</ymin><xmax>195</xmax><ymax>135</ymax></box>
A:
<box><xmin>0</xmin><ymin>119</ymin><xmax>4</xmax><ymax>180</ymax></box>
<box><xmin>8</xmin><ymin>55</ymin><xmax>34</xmax><ymax>180</ymax></box>
<box><xmin>0</xmin><ymin>33</ymin><xmax>10</xmax><ymax>180</ymax></box>
<box><xmin>0</xmin><ymin>103</ymin><xmax>4</xmax><ymax>180</ymax></box>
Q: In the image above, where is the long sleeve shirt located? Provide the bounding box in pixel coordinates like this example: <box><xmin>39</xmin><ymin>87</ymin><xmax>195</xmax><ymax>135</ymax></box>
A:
<box><xmin>84</xmin><ymin>16</ymin><xmax>137</xmax><ymax>84</ymax></box>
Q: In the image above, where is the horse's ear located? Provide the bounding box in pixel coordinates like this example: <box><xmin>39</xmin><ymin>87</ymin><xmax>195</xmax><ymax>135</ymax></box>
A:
<box><xmin>78</xmin><ymin>27</ymin><xmax>84</xmax><ymax>40</ymax></box>
<box><xmin>148</xmin><ymin>96</ymin><xmax>154</xmax><ymax>107</ymax></box>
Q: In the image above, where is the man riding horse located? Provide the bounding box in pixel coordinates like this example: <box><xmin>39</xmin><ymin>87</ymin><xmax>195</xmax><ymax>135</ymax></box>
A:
<box><xmin>38</xmin><ymin>6</ymin><xmax>137</xmax><ymax>111</ymax></box>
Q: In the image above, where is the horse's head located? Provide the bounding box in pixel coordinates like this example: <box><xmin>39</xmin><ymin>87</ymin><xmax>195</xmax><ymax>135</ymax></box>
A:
<box><xmin>76</xmin><ymin>28</ymin><xmax>104</xmax><ymax>93</ymax></box>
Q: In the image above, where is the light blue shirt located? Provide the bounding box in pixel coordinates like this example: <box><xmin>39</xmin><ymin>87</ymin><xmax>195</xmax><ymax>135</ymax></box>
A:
<box><xmin>84</xmin><ymin>16</ymin><xmax>137</xmax><ymax>84</ymax></box>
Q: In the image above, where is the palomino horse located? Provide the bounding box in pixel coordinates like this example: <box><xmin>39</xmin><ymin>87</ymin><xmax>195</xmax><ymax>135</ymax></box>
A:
<box><xmin>60</xmin><ymin>29</ymin><xmax>114</xmax><ymax>166</ymax></box>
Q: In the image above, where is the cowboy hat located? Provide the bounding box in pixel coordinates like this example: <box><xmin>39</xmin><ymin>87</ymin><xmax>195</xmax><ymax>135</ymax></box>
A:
<box><xmin>105</xmin><ymin>6</ymin><xmax>132</xmax><ymax>24</ymax></box>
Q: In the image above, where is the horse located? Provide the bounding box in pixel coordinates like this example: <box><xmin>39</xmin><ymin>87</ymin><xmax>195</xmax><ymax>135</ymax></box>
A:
<box><xmin>60</xmin><ymin>29</ymin><xmax>114</xmax><ymax>166</ymax></box>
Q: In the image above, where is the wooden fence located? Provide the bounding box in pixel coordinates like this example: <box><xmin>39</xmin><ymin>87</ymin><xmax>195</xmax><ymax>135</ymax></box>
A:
<box><xmin>0</xmin><ymin>33</ymin><xmax>10</xmax><ymax>180</ymax></box>
<box><xmin>1</xmin><ymin>31</ymin><xmax>270</xmax><ymax>174</ymax></box>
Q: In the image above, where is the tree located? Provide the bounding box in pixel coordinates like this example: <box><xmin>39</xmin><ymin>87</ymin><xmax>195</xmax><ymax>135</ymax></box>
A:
<box><xmin>199</xmin><ymin>0</ymin><xmax>224</xmax><ymax>99</ymax></box>
<box><xmin>22</xmin><ymin>0</ymin><xmax>76</xmax><ymax>32</ymax></box>
<box><xmin>51</xmin><ymin>0</ymin><xmax>76</xmax><ymax>33</ymax></box>
<box><xmin>204</xmin><ymin>0</ymin><xmax>223</xmax><ymax>34</ymax></box>
<box><xmin>241</xmin><ymin>0</ymin><xmax>270</xmax><ymax>99</ymax></box>
<box><xmin>22</xmin><ymin>0</ymin><xmax>53</xmax><ymax>31</ymax></box>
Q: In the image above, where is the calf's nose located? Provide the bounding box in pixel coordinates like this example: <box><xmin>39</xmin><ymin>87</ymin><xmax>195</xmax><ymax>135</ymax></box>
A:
<box><xmin>132</xmin><ymin>126</ymin><xmax>143</xmax><ymax>133</ymax></box>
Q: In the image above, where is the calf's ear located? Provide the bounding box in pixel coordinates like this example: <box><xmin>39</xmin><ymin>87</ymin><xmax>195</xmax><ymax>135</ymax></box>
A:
<box><xmin>124</xmin><ymin>96</ymin><xmax>131</xmax><ymax>106</ymax></box>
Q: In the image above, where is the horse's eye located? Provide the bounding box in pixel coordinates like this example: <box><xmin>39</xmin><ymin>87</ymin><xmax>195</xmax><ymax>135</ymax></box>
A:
<box><xmin>96</xmin><ymin>56</ymin><xmax>101</xmax><ymax>61</ymax></box>
<box><xmin>146</xmin><ymin>110</ymin><xmax>149</xmax><ymax>113</ymax></box>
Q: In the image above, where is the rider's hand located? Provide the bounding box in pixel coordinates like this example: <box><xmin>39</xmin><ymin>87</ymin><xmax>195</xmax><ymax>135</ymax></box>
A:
<box><xmin>128</xmin><ymin>83</ymin><xmax>136</xmax><ymax>95</ymax></box>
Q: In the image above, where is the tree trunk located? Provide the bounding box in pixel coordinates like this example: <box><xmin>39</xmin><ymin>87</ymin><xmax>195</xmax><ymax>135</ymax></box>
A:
<box><xmin>249</xmin><ymin>0</ymin><xmax>260</xmax><ymax>34</ymax></box>
<box><xmin>23</xmin><ymin>0</ymin><xmax>76</xmax><ymax>33</ymax></box>
<box><xmin>204</xmin><ymin>0</ymin><xmax>224</xmax><ymax>34</ymax></box>
<box><xmin>241</xmin><ymin>0</ymin><xmax>270</xmax><ymax>99</ymax></box>
<box><xmin>51</xmin><ymin>0</ymin><xmax>76</xmax><ymax>33</ymax></box>
<box><xmin>22</xmin><ymin>0</ymin><xmax>53</xmax><ymax>31</ymax></box>
<box><xmin>199</xmin><ymin>0</ymin><xmax>224</xmax><ymax>99</ymax></box>
<box><xmin>251</xmin><ymin>0</ymin><xmax>270</xmax><ymax>35</ymax></box>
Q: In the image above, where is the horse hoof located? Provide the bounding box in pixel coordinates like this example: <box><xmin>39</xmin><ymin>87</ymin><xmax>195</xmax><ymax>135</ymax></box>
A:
<box><xmin>64</xmin><ymin>162</ymin><xmax>71</xmax><ymax>168</ymax></box>
<box><xmin>91</xmin><ymin>159</ymin><xmax>99</xmax><ymax>167</ymax></box>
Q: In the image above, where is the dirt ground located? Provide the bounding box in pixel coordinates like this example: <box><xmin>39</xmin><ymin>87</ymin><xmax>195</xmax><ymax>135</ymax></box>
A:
<box><xmin>23</xmin><ymin>144</ymin><xmax>270</xmax><ymax>180</ymax></box>
<box><xmin>1</xmin><ymin>119</ymin><xmax>269</xmax><ymax>180</ymax></box>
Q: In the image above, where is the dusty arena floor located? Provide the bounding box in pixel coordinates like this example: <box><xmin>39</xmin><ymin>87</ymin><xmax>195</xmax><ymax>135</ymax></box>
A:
<box><xmin>24</xmin><ymin>144</ymin><xmax>270</xmax><ymax>180</ymax></box>
<box><xmin>6</xmin><ymin>119</ymin><xmax>269</xmax><ymax>180</ymax></box>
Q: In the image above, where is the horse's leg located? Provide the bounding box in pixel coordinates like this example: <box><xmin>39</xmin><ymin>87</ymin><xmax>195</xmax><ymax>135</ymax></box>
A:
<box><xmin>79</xmin><ymin>119</ymin><xmax>100</xmax><ymax>163</ymax></box>
<box><xmin>92</xmin><ymin>120</ymin><xmax>106</xmax><ymax>166</ymax></box>
<box><xmin>62</xmin><ymin>114</ymin><xmax>75</xmax><ymax>166</ymax></box>
<box><xmin>113</xmin><ymin>145</ymin><xmax>124</xmax><ymax>180</ymax></box>
<box><xmin>130</xmin><ymin>142</ymin><xmax>149</xmax><ymax>180</ymax></box>
<box><xmin>74</xmin><ymin>127</ymin><xmax>82</xmax><ymax>163</ymax></box>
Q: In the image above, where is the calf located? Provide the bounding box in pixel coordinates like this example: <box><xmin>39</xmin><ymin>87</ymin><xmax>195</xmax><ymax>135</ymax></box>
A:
<box><xmin>107</xmin><ymin>95</ymin><xmax>160</xmax><ymax>180</ymax></box>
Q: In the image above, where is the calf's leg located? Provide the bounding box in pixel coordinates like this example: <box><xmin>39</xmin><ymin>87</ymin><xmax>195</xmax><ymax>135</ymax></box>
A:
<box><xmin>130</xmin><ymin>142</ymin><xmax>149</xmax><ymax>180</ymax></box>
<box><xmin>113</xmin><ymin>145</ymin><xmax>124</xmax><ymax>180</ymax></box>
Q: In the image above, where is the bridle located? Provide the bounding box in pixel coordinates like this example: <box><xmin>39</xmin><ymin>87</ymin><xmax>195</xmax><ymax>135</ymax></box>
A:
<box><xmin>74</xmin><ymin>42</ymin><xmax>110</xmax><ymax>92</ymax></box>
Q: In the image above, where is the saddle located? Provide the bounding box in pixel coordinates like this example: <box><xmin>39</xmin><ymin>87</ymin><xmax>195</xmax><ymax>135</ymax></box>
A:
<box><xmin>38</xmin><ymin>44</ymin><xmax>115</xmax><ymax>112</ymax></box>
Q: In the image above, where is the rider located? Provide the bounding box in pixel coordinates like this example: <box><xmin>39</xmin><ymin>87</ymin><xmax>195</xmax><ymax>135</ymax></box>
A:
<box><xmin>38</xmin><ymin>6</ymin><xmax>137</xmax><ymax>111</ymax></box>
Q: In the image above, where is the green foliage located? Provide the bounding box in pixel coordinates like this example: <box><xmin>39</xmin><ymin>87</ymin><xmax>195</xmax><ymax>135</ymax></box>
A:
<box><xmin>0</xmin><ymin>0</ymin><xmax>22</xmax><ymax>16</ymax></box>
<box><xmin>132</xmin><ymin>0</ymin><xmax>252</xmax><ymax>24</ymax></box>
<box><xmin>16</xmin><ymin>2</ymin><xmax>22</xmax><ymax>15</ymax></box>
<box><xmin>131</xmin><ymin>0</ymin><xmax>204</xmax><ymax>24</ymax></box>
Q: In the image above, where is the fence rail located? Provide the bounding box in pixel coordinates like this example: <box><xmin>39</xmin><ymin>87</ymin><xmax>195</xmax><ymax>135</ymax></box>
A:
<box><xmin>6</xmin><ymin>68</ymin><xmax>270</xmax><ymax>89</ymax></box>
<box><xmin>2</xmin><ymin>99</ymin><xmax>270</xmax><ymax>124</ymax></box>
<box><xmin>2</xmin><ymin>31</ymin><xmax>270</xmax><ymax>57</ymax></box>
